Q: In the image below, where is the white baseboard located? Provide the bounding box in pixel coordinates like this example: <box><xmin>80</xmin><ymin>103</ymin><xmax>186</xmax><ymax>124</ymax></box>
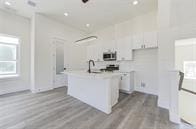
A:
<box><xmin>119</xmin><ymin>89</ymin><xmax>133</xmax><ymax>94</ymax></box>
<box><xmin>169</xmin><ymin>111</ymin><xmax>180</xmax><ymax>124</ymax></box>
<box><xmin>134</xmin><ymin>87</ymin><xmax>158</xmax><ymax>96</ymax></box>
<box><xmin>53</xmin><ymin>85</ymin><xmax>67</xmax><ymax>89</ymax></box>
<box><xmin>158</xmin><ymin>99</ymin><xmax>169</xmax><ymax>109</ymax></box>
<box><xmin>31</xmin><ymin>87</ymin><xmax>54</xmax><ymax>93</ymax></box>
<box><xmin>0</xmin><ymin>87</ymin><xmax>29</xmax><ymax>95</ymax></box>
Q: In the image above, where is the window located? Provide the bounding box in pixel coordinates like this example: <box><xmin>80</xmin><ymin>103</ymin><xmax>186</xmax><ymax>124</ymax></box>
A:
<box><xmin>0</xmin><ymin>34</ymin><xmax>20</xmax><ymax>77</ymax></box>
<box><xmin>184</xmin><ymin>61</ymin><xmax>196</xmax><ymax>79</ymax></box>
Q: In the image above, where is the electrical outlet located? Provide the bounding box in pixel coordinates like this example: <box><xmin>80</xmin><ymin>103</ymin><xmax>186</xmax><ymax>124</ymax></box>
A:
<box><xmin>141</xmin><ymin>82</ymin><xmax>146</xmax><ymax>88</ymax></box>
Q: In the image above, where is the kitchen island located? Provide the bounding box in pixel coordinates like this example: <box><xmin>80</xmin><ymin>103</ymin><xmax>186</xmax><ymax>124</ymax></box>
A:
<box><xmin>66</xmin><ymin>71</ymin><xmax>121</xmax><ymax>114</ymax></box>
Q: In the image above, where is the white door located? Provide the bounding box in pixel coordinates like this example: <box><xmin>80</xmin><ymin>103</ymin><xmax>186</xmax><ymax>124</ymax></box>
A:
<box><xmin>52</xmin><ymin>38</ymin><xmax>68</xmax><ymax>88</ymax></box>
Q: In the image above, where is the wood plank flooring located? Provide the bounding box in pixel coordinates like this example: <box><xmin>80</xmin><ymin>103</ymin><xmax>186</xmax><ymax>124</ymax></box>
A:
<box><xmin>0</xmin><ymin>87</ymin><xmax>194</xmax><ymax>129</ymax></box>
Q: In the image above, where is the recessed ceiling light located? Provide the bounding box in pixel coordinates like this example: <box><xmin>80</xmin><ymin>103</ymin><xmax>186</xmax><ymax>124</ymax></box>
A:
<box><xmin>133</xmin><ymin>0</ymin><xmax>139</xmax><ymax>5</ymax></box>
<box><xmin>86</xmin><ymin>24</ymin><xmax>90</xmax><ymax>27</ymax></box>
<box><xmin>64</xmin><ymin>12</ymin><xmax>69</xmax><ymax>16</ymax></box>
<box><xmin>5</xmin><ymin>1</ymin><xmax>11</xmax><ymax>6</ymax></box>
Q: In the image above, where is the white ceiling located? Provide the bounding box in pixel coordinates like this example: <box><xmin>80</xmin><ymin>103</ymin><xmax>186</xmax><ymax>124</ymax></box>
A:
<box><xmin>0</xmin><ymin>0</ymin><xmax>158</xmax><ymax>33</ymax></box>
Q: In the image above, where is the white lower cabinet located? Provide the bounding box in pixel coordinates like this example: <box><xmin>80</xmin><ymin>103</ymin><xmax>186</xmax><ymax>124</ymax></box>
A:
<box><xmin>54</xmin><ymin>74</ymin><xmax>68</xmax><ymax>88</ymax></box>
<box><xmin>119</xmin><ymin>72</ymin><xmax>134</xmax><ymax>94</ymax></box>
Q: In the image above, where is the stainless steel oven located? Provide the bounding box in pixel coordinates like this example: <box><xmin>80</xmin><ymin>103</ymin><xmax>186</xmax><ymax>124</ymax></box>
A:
<box><xmin>103</xmin><ymin>52</ymin><xmax>117</xmax><ymax>61</ymax></box>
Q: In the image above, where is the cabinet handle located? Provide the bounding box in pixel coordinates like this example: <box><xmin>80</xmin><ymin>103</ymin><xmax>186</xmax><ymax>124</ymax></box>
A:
<box><xmin>144</xmin><ymin>45</ymin><xmax>145</xmax><ymax>48</ymax></box>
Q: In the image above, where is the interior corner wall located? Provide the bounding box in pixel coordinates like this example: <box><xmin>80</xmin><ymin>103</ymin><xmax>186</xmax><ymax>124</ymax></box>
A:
<box><xmin>0</xmin><ymin>10</ymin><xmax>31</xmax><ymax>95</ymax></box>
<box><xmin>158</xmin><ymin>0</ymin><xmax>196</xmax><ymax>109</ymax></box>
<box><xmin>31</xmin><ymin>13</ymin><xmax>86</xmax><ymax>92</ymax></box>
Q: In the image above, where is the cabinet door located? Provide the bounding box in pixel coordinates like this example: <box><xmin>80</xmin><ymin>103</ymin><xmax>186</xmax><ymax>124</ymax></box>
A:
<box><xmin>117</xmin><ymin>36</ymin><xmax>133</xmax><ymax>61</ymax></box>
<box><xmin>132</xmin><ymin>34</ymin><xmax>143</xmax><ymax>50</ymax></box>
<box><xmin>102</xmin><ymin>39</ymin><xmax>116</xmax><ymax>52</ymax></box>
<box><xmin>86</xmin><ymin>45</ymin><xmax>95</xmax><ymax>61</ymax></box>
<box><xmin>143</xmin><ymin>31</ymin><xmax>158</xmax><ymax>48</ymax></box>
<box><xmin>95</xmin><ymin>43</ymin><xmax>103</xmax><ymax>62</ymax></box>
<box><xmin>87</xmin><ymin>43</ymin><xmax>102</xmax><ymax>62</ymax></box>
<box><xmin>120</xmin><ymin>74</ymin><xmax>131</xmax><ymax>91</ymax></box>
<box><xmin>120</xmin><ymin>73</ymin><xmax>134</xmax><ymax>93</ymax></box>
<box><xmin>124</xmin><ymin>36</ymin><xmax>133</xmax><ymax>60</ymax></box>
<box><xmin>116</xmin><ymin>38</ymin><xmax>124</xmax><ymax>60</ymax></box>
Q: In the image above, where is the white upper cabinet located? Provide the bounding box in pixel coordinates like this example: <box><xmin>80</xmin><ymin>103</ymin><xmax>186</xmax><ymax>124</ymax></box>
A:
<box><xmin>143</xmin><ymin>31</ymin><xmax>158</xmax><ymax>48</ymax></box>
<box><xmin>86</xmin><ymin>44</ymin><xmax>94</xmax><ymax>61</ymax></box>
<box><xmin>86</xmin><ymin>28</ymin><xmax>158</xmax><ymax>62</ymax></box>
<box><xmin>102</xmin><ymin>39</ymin><xmax>117</xmax><ymax>53</ymax></box>
<box><xmin>132</xmin><ymin>34</ymin><xmax>144</xmax><ymax>49</ymax></box>
<box><xmin>86</xmin><ymin>43</ymin><xmax>103</xmax><ymax>62</ymax></box>
<box><xmin>117</xmin><ymin>36</ymin><xmax>133</xmax><ymax>61</ymax></box>
<box><xmin>132</xmin><ymin>31</ymin><xmax>158</xmax><ymax>50</ymax></box>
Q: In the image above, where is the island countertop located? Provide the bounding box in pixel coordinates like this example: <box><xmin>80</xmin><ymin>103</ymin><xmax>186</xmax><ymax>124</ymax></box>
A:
<box><xmin>64</xmin><ymin>70</ymin><xmax>123</xmax><ymax>79</ymax></box>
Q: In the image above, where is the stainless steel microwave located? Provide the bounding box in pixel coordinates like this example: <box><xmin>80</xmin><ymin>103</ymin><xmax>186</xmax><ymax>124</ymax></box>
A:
<box><xmin>103</xmin><ymin>52</ymin><xmax>117</xmax><ymax>61</ymax></box>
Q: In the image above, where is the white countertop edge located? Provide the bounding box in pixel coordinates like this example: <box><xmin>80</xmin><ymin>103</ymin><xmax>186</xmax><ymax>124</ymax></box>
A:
<box><xmin>65</xmin><ymin>71</ymin><xmax>122</xmax><ymax>79</ymax></box>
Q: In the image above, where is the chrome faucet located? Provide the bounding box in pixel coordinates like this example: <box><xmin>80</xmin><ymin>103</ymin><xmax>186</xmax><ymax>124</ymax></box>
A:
<box><xmin>88</xmin><ymin>60</ymin><xmax>95</xmax><ymax>73</ymax></box>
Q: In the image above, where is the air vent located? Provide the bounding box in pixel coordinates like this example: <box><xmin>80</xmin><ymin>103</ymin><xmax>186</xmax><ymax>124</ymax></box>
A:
<box><xmin>27</xmin><ymin>0</ymin><xmax>36</xmax><ymax>7</ymax></box>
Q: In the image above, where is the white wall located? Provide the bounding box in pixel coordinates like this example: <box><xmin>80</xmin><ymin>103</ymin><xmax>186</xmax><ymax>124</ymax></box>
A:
<box><xmin>88</xmin><ymin>10</ymin><xmax>158</xmax><ymax>95</ymax></box>
<box><xmin>133</xmin><ymin>49</ymin><xmax>158</xmax><ymax>95</ymax></box>
<box><xmin>0</xmin><ymin>10</ymin><xmax>31</xmax><ymax>95</ymax></box>
<box><xmin>158</xmin><ymin>0</ymin><xmax>196</xmax><ymax>109</ymax></box>
<box><xmin>31</xmin><ymin>13</ymin><xmax>86</xmax><ymax>92</ymax></box>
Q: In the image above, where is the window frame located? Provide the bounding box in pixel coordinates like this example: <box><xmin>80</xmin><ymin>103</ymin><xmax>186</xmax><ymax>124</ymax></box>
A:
<box><xmin>0</xmin><ymin>34</ymin><xmax>20</xmax><ymax>78</ymax></box>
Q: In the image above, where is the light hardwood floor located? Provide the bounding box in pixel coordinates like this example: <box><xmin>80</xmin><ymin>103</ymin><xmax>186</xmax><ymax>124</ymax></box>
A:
<box><xmin>0</xmin><ymin>87</ymin><xmax>194</xmax><ymax>129</ymax></box>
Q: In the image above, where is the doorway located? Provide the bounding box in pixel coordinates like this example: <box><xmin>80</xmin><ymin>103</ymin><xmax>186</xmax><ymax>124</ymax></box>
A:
<box><xmin>175</xmin><ymin>38</ymin><xmax>196</xmax><ymax>126</ymax></box>
<box><xmin>52</xmin><ymin>38</ymin><xmax>68</xmax><ymax>88</ymax></box>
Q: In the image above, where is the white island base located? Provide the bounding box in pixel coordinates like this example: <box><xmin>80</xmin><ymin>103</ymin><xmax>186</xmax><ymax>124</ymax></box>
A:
<box><xmin>67</xmin><ymin>72</ymin><xmax>121</xmax><ymax>114</ymax></box>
